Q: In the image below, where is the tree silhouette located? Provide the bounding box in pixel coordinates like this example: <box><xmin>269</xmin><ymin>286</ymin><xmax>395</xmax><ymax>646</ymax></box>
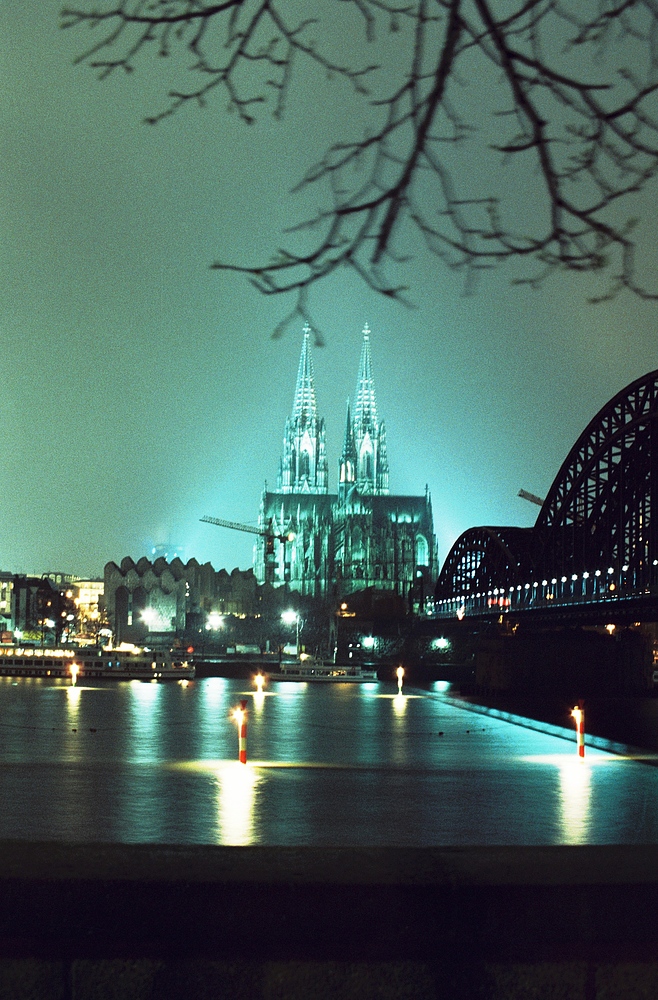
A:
<box><xmin>62</xmin><ymin>0</ymin><xmax>658</xmax><ymax>332</ymax></box>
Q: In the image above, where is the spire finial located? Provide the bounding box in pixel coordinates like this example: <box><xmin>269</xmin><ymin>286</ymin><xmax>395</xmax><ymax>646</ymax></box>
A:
<box><xmin>292</xmin><ymin>327</ymin><xmax>317</xmax><ymax>426</ymax></box>
<box><xmin>354</xmin><ymin>323</ymin><xmax>377</xmax><ymax>435</ymax></box>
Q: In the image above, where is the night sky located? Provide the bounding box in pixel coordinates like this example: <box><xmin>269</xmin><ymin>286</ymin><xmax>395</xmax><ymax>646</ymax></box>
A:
<box><xmin>2</xmin><ymin>3</ymin><xmax>657</xmax><ymax>580</ymax></box>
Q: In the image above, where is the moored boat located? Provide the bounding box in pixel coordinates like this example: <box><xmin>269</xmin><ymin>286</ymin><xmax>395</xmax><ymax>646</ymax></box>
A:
<box><xmin>0</xmin><ymin>644</ymin><xmax>194</xmax><ymax>681</ymax></box>
<box><xmin>265</xmin><ymin>657</ymin><xmax>378</xmax><ymax>682</ymax></box>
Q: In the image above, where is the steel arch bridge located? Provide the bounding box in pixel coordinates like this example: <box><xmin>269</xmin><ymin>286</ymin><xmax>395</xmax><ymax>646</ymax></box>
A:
<box><xmin>435</xmin><ymin>369</ymin><xmax>658</xmax><ymax>620</ymax></box>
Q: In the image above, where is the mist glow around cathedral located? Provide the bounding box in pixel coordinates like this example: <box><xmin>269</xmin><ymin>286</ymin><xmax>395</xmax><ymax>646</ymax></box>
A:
<box><xmin>254</xmin><ymin>324</ymin><xmax>437</xmax><ymax>602</ymax></box>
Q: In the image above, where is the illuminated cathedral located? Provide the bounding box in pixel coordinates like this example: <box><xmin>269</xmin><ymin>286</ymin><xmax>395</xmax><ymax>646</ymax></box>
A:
<box><xmin>254</xmin><ymin>324</ymin><xmax>437</xmax><ymax>601</ymax></box>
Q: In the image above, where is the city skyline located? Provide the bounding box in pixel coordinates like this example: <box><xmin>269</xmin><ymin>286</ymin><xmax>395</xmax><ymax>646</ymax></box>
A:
<box><xmin>2</xmin><ymin>2</ymin><xmax>658</xmax><ymax>580</ymax></box>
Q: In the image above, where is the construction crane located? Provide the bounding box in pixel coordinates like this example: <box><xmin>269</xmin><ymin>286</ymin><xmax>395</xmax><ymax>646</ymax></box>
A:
<box><xmin>200</xmin><ymin>515</ymin><xmax>294</xmax><ymax>584</ymax></box>
<box><xmin>518</xmin><ymin>489</ymin><xmax>545</xmax><ymax>508</ymax></box>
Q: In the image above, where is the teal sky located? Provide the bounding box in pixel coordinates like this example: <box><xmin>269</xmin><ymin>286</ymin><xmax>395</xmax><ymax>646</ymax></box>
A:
<box><xmin>1</xmin><ymin>3</ymin><xmax>657</xmax><ymax>579</ymax></box>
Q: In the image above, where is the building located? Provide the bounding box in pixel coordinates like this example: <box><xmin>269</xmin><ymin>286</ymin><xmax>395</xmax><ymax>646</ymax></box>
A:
<box><xmin>254</xmin><ymin>324</ymin><xmax>437</xmax><ymax>602</ymax></box>
<box><xmin>103</xmin><ymin>556</ymin><xmax>282</xmax><ymax>645</ymax></box>
<box><xmin>10</xmin><ymin>576</ymin><xmax>68</xmax><ymax>643</ymax></box>
<box><xmin>0</xmin><ymin>573</ymin><xmax>13</xmax><ymax>638</ymax></box>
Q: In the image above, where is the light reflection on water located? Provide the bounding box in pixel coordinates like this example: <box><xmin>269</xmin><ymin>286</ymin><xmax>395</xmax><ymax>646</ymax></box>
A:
<box><xmin>2</xmin><ymin>677</ymin><xmax>658</xmax><ymax>845</ymax></box>
<box><xmin>557</xmin><ymin>757</ymin><xmax>592</xmax><ymax>843</ymax></box>
<box><xmin>213</xmin><ymin>762</ymin><xmax>260</xmax><ymax>845</ymax></box>
<box><xmin>129</xmin><ymin>679</ymin><xmax>162</xmax><ymax>763</ymax></box>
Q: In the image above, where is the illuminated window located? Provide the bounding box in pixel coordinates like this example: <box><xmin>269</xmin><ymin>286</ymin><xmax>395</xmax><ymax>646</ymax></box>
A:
<box><xmin>415</xmin><ymin>534</ymin><xmax>429</xmax><ymax>566</ymax></box>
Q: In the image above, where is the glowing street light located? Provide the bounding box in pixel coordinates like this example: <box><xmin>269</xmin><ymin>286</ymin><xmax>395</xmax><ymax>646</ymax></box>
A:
<box><xmin>140</xmin><ymin>608</ymin><xmax>157</xmax><ymax>630</ymax></box>
<box><xmin>206</xmin><ymin>612</ymin><xmax>224</xmax><ymax>631</ymax></box>
<box><xmin>282</xmin><ymin>609</ymin><xmax>300</xmax><ymax>654</ymax></box>
<box><xmin>396</xmin><ymin>665</ymin><xmax>404</xmax><ymax>695</ymax></box>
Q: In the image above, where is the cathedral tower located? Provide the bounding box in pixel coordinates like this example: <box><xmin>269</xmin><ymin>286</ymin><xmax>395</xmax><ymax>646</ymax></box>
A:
<box><xmin>352</xmin><ymin>323</ymin><xmax>389</xmax><ymax>495</ymax></box>
<box><xmin>256</xmin><ymin>321</ymin><xmax>436</xmax><ymax>604</ymax></box>
<box><xmin>277</xmin><ymin>325</ymin><xmax>328</xmax><ymax>494</ymax></box>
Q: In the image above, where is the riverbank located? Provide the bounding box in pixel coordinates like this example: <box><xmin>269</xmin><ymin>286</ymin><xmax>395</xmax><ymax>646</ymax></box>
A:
<box><xmin>451</xmin><ymin>689</ymin><xmax>658</xmax><ymax>754</ymax></box>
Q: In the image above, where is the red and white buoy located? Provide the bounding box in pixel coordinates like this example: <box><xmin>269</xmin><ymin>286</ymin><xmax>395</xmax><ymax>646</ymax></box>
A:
<box><xmin>234</xmin><ymin>699</ymin><xmax>248</xmax><ymax>764</ymax></box>
<box><xmin>571</xmin><ymin>701</ymin><xmax>585</xmax><ymax>758</ymax></box>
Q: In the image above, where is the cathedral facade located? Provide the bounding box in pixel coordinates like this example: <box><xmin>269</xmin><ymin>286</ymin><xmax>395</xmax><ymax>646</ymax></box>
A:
<box><xmin>254</xmin><ymin>325</ymin><xmax>437</xmax><ymax>602</ymax></box>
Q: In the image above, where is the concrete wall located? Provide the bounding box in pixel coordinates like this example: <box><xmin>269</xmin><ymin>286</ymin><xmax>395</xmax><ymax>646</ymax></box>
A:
<box><xmin>2</xmin><ymin>842</ymin><xmax>658</xmax><ymax>998</ymax></box>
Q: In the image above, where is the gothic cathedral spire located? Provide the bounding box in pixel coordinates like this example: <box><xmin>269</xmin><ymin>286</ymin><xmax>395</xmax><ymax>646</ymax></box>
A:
<box><xmin>352</xmin><ymin>324</ymin><xmax>389</xmax><ymax>495</ymax></box>
<box><xmin>277</xmin><ymin>324</ymin><xmax>328</xmax><ymax>494</ymax></box>
<box><xmin>338</xmin><ymin>398</ymin><xmax>357</xmax><ymax>500</ymax></box>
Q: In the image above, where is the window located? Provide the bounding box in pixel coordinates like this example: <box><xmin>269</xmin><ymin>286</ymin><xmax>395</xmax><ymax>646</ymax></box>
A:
<box><xmin>415</xmin><ymin>534</ymin><xmax>429</xmax><ymax>567</ymax></box>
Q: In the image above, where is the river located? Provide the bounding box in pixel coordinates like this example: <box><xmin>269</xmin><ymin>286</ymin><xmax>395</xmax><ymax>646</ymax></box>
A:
<box><xmin>1</xmin><ymin>675</ymin><xmax>658</xmax><ymax>846</ymax></box>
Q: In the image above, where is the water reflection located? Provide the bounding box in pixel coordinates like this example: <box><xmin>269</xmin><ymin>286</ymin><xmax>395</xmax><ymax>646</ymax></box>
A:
<box><xmin>65</xmin><ymin>684</ymin><xmax>82</xmax><ymax>718</ymax></box>
<box><xmin>64</xmin><ymin>684</ymin><xmax>83</xmax><ymax>762</ymax></box>
<box><xmin>557</xmin><ymin>757</ymin><xmax>592</xmax><ymax>843</ymax></box>
<box><xmin>213</xmin><ymin>762</ymin><xmax>261</xmax><ymax>844</ymax></box>
<box><xmin>251</xmin><ymin>676</ymin><xmax>266</xmax><ymax>713</ymax></box>
<box><xmin>129</xmin><ymin>680</ymin><xmax>162</xmax><ymax>762</ymax></box>
<box><xmin>392</xmin><ymin>693</ymin><xmax>407</xmax><ymax>716</ymax></box>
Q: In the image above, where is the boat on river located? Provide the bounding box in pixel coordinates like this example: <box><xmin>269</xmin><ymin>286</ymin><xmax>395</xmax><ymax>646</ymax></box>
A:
<box><xmin>265</xmin><ymin>656</ymin><xmax>378</xmax><ymax>682</ymax></box>
<box><xmin>0</xmin><ymin>644</ymin><xmax>194</xmax><ymax>681</ymax></box>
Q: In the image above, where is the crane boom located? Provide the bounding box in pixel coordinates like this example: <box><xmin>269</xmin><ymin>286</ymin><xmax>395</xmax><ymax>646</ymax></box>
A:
<box><xmin>518</xmin><ymin>489</ymin><xmax>545</xmax><ymax>508</ymax></box>
<box><xmin>201</xmin><ymin>515</ymin><xmax>294</xmax><ymax>586</ymax></box>
<box><xmin>200</xmin><ymin>515</ymin><xmax>265</xmax><ymax>537</ymax></box>
<box><xmin>200</xmin><ymin>515</ymin><xmax>290</xmax><ymax>542</ymax></box>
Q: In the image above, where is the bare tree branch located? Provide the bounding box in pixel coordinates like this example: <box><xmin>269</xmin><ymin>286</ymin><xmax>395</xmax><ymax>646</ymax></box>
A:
<box><xmin>62</xmin><ymin>0</ymin><xmax>658</xmax><ymax>330</ymax></box>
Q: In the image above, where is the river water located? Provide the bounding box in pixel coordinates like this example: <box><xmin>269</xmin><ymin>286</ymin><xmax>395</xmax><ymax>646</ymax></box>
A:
<box><xmin>1</xmin><ymin>676</ymin><xmax>658</xmax><ymax>846</ymax></box>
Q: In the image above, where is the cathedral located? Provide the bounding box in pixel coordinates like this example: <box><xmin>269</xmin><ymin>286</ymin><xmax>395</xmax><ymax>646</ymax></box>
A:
<box><xmin>254</xmin><ymin>324</ymin><xmax>437</xmax><ymax>601</ymax></box>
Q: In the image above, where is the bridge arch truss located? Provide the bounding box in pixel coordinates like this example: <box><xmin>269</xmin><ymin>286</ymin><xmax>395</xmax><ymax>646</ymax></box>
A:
<box><xmin>435</xmin><ymin>369</ymin><xmax>658</xmax><ymax>618</ymax></box>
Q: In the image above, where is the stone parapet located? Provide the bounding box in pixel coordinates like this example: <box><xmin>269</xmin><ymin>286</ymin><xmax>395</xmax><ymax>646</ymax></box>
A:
<box><xmin>1</xmin><ymin>843</ymin><xmax>658</xmax><ymax>996</ymax></box>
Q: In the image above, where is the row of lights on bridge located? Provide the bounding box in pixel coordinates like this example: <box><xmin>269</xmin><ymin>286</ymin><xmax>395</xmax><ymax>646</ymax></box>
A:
<box><xmin>437</xmin><ymin>559</ymin><xmax>658</xmax><ymax>606</ymax></box>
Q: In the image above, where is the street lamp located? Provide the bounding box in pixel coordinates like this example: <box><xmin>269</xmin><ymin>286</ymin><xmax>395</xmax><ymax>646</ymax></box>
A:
<box><xmin>140</xmin><ymin>608</ymin><xmax>158</xmax><ymax>632</ymax></box>
<box><xmin>281</xmin><ymin>609</ymin><xmax>300</xmax><ymax>655</ymax></box>
<box><xmin>206</xmin><ymin>612</ymin><xmax>224</xmax><ymax>631</ymax></box>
